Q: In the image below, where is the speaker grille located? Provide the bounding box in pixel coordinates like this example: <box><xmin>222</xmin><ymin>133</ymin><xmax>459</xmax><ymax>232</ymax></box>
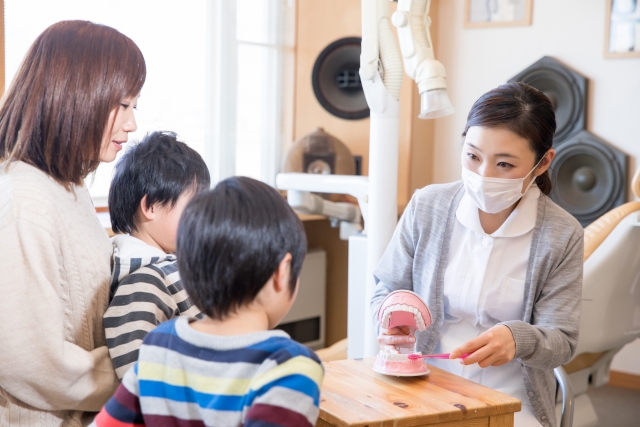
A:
<box><xmin>551</xmin><ymin>131</ymin><xmax>627</xmax><ymax>226</ymax></box>
<box><xmin>509</xmin><ymin>56</ymin><xmax>587</xmax><ymax>146</ymax></box>
<box><xmin>312</xmin><ymin>37</ymin><xmax>369</xmax><ymax>120</ymax></box>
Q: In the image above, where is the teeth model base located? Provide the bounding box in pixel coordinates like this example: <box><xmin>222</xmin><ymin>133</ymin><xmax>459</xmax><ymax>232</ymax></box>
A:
<box><xmin>373</xmin><ymin>351</ymin><xmax>430</xmax><ymax>376</ymax></box>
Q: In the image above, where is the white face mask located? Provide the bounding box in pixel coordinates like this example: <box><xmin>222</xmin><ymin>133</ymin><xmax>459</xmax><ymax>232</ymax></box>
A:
<box><xmin>461</xmin><ymin>157</ymin><xmax>544</xmax><ymax>214</ymax></box>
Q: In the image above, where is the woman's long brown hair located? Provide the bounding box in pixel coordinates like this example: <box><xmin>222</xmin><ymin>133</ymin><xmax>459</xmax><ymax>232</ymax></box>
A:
<box><xmin>0</xmin><ymin>20</ymin><xmax>146</xmax><ymax>187</ymax></box>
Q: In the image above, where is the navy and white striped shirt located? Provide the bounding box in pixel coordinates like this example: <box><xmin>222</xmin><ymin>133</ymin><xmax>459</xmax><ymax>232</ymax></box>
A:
<box><xmin>105</xmin><ymin>234</ymin><xmax>201</xmax><ymax>379</ymax></box>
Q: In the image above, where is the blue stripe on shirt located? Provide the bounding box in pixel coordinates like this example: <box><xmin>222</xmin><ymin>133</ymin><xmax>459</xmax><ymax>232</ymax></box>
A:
<box><xmin>138</xmin><ymin>373</ymin><xmax>320</xmax><ymax>410</ymax></box>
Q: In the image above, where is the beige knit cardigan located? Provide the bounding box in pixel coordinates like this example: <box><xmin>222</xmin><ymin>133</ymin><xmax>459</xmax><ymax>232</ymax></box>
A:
<box><xmin>0</xmin><ymin>161</ymin><xmax>118</xmax><ymax>426</ymax></box>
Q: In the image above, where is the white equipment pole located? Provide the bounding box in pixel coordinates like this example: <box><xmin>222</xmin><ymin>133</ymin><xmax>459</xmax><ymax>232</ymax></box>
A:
<box><xmin>358</xmin><ymin>0</ymin><xmax>453</xmax><ymax>357</ymax></box>
<box><xmin>278</xmin><ymin>0</ymin><xmax>453</xmax><ymax>359</ymax></box>
<box><xmin>359</xmin><ymin>0</ymin><xmax>403</xmax><ymax>357</ymax></box>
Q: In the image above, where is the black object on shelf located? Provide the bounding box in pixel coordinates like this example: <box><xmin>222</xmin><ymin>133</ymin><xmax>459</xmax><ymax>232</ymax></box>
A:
<box><xmin>276</xmin><ymin>317</ymin><xmax>321</xmax><ymax>345</ymax></box>
<box><xmin>354</xmin><ymin>155</ymin><xmax>363</xmax><ymax>176</ymax></box>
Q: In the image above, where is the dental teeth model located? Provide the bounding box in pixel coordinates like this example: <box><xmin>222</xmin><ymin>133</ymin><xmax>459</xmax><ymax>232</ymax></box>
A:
<box><xmin>373</xmin><ymin>290</ymin><xmax>433</xmax><ymax>376</ymax></box>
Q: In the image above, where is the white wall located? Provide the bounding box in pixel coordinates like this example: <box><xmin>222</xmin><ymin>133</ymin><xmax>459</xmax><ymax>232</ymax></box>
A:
<box><xmin>611</xmin><ymin>338</ymin><xmax>640</xmax><ymax>375</ymax></box>
<box><xmin>433</xmin><ymin>0</ymin><xmax>640</xmax><ymax>194</ymax></box>
<box><xmin>433</xmin><ymin>0</ymin><xmax>640</xmax><ymax>375</ymax></box>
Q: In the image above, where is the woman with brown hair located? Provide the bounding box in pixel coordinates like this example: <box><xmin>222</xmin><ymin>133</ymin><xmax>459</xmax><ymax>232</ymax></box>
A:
<box><xmin>374</xmin><ymin>82</ymin><xmax>583</xmax><ymax>427</ymax></box>
<box><xmin>0</xmin><ymin>20</ymin><xmax>145</xmax><ymax>426</ymax></box>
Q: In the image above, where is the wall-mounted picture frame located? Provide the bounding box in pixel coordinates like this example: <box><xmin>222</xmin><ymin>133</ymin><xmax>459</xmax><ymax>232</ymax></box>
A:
<box><xmin>464</xmin><ymin>0</ymin><xmax>533</xmax><ymax>29</ymax></box>
<box><xmin>605</xmin><ymin>0</ymin><xmax>640</xmax><ymax>58</ymax></box>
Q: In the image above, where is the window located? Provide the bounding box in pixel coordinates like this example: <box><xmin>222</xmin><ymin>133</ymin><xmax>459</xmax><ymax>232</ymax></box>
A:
<box><xmin>205</xmin><ymin>0</ymin><xmax>296</xmax><ymax>186</ymax></box>
<box><xmin>4</xmin><ymin>0</ymin><xmax>295</xmax><ymax>204</ymax></box>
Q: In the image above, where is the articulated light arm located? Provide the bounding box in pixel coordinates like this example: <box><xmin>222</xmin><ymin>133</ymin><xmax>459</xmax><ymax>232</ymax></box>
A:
<box><xmin>352</xmin><ymin>0</ymin><xmax>453</xmax><ymax>358</ymax></box>
<box><xmin>275</xmin><ymin>173</ymin><xmax>367</xmax><ymax>240</ymax></box>
<box><xmin>276</xmin><ymin>173</ymin><xmax>368</xmax><ymax>223</ymax></box>
<box><xmin>393</xmin><ymin>0</ymin><xmax>454</xmax><ymax>118</ymax></box>
<box><xmin>278</xmin><ymin>0</ymin><xmax>454</xmax><ymax>359</ymax></box>
<box><xmin>360</xmin><ymin>0</ymin><xmax>403</xmax><ymax>110</ymax></box>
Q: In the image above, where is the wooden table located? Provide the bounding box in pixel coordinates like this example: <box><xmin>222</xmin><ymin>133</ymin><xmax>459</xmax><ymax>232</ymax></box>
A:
<box><xmin>317</xmin><ymin>357</ymin><xmax>521</xmax><ymax>427</ymax></box>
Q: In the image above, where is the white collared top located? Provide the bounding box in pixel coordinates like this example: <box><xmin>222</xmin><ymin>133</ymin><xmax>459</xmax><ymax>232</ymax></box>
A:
<box><xmin>444</xmin><ymin>184</ymin><xmax>540</xmax><ymax>328</ymax></box>
<box><xmin>429</xmin><ymin>185</ymin><xmax>540</xmax><ymax>411</ymax></box>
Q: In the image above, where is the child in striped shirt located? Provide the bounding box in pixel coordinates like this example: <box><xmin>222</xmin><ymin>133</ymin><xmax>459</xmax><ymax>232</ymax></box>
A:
<box><xmin>93</xmin><ymin>176</ymin><xmax>323</xmax><ymax>427</ymax></box>
<box><xmin>104</xmin><ymin>131</ymin><xmax>210</xmax><ymax>379</ymax></box>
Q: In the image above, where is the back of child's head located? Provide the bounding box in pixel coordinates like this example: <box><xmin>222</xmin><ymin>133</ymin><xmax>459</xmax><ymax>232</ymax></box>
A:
<box><xmin>109</xmin><ymin>131</ymin><xmax>210</xmax><ymax>234</ymax></box>
<box><xmin>176</xmin><ymin>176</ymin><xmax>307</xmax><ymax>320</ymax></box>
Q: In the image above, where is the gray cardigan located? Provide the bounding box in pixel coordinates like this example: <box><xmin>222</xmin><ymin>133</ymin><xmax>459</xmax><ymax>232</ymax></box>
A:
<box><xmin>372</xmin><ymin>181</ymin><xmax>583</xmax><ymax>427</ymax></box>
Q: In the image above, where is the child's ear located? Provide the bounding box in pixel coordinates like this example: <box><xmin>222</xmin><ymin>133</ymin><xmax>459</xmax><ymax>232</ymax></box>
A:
<box><xmin>273</xmin><ymin>253</ymin><xmax>292</xmax><ymax>294</ymax></box>
<box><xmin>139</xmin><ymin>195</ymin><xmax>157</xmax><ymax>221</ymax></box>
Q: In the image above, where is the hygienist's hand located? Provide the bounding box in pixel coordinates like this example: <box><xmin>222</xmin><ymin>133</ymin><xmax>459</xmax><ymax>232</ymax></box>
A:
<box><xmin>378</xmin><ymin>326</ymin><xmax>415</xmax><ymax>353</ymax></box>
<box><xmin>449</xmin><ymin>325</ymin><xmax>516</xmax><ymax>368</ymax></box>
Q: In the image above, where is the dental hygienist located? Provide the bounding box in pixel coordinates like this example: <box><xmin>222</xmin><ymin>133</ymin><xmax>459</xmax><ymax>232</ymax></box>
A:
<box><xmin>372</xmin><ymin>82</ymin><xmax>583</xmax><ymax>427</ymax></box>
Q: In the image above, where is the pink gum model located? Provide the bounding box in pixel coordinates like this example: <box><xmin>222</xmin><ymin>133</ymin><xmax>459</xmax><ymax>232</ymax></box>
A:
<box><xmin>374</xmin><ymin>290</ymin><xmax>433</xmax><ymax>376</ymax></box>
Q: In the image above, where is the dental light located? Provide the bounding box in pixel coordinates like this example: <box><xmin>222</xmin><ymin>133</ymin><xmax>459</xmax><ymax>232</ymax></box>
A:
<box><xmin>392</xmin><ymin>0</ymin><xmax>454</xmax><ymax>119</ymax></box>
<box><xmin>277</xmin><ymin>0</ymin><xmax>452</xmax><ymax>359</ymax></box>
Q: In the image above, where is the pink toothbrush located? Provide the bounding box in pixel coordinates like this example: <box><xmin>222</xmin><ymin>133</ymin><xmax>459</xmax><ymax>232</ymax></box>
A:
<box><xmin>407</xmin><ymin>353</ymin><xmax>470</xmax><ymax>360</ymax></box>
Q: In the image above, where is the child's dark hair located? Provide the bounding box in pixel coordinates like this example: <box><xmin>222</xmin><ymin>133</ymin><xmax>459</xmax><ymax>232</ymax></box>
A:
<box><xmin>176</xmin><ymin>177</ymin><xmax>307</xmax><ymax>320</ymax></box>
<box><xmin>109</xmin><ymin>131</ymin><xmax>210</xmax><ymax>234</ymax></box>
<box><xmin>462</xmin><ymin>82</ymin><xmax>557</xmax><ymax>195</ymax></box>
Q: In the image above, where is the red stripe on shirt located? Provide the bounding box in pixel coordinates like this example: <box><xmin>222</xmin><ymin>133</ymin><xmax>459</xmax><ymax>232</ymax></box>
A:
<box><xmin>94</xmin><ymin>408</ymin><xmax>144</xmax><ymax>427</ymax></box>
<box><xmin>245</xmin><ymin>403</ymin><xmax>312</xmax><ymax>427</ymax></box>
<box><xmin>114</xmin><ymin>383</ymin><xmax>143</xmax><ymax>414</ymax></box>
<box><xmin>142</xmin><ymin>415</ymin><xmax>207</xmax><ymax>427</ymax></box>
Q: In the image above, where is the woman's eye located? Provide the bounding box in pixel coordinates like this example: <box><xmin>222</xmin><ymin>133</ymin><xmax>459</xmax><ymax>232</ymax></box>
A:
<box><xmin>120</xmin><ymin>103</ymin><xmax>130</xmax><ymax>109</ymax></box>
<box><xmin>467</xmin><ymin>153</ymin><xmax>478</xmax><ymax>161</ymax></box>
<box><xmin>497</xmin><ymin>162</ymin><xmax>514</xmax><ymax>169</ymax></box>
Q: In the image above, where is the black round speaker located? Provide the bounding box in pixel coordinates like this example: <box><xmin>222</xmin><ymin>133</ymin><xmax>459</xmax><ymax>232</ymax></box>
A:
<box><xmin>550</xmin><ymin>131</ymin><xmax>627</xmax><ymax>226</ymax></box>
<box><xmin>509</xmin><ymin>56</ymin><xmax>587</xmax><ymax>146</ymax></box>
<box><xmin>312</xmin><ymin>37</ymin><xmax>369</xmax><ymax>120</ymax></box>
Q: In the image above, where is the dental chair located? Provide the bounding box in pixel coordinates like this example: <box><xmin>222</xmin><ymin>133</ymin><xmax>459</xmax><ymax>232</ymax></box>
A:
<box><xmin>555</xmin><ymin>168</ymin><xmax>640</xmax><ymax>427</ymax></box>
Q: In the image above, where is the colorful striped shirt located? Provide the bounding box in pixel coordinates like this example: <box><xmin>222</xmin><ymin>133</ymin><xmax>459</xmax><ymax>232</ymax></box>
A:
<box><xmin>92</xmin><ymin>317</ymin><xmax>324</xmax><ymax>427</ymax></box>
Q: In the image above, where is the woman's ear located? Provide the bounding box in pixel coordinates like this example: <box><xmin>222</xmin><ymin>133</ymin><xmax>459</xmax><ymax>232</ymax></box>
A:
<box><xmin>138</xmin><ymin>195</ymin><xmax>157</xmax><ymax>221</ymax></box>
<box><xmin>272</xmin><ymin>253</ymin><xmax>293</xmax><ymax>294</ymax></box>
<box><xmin>535</xmin><ymin>148</ymin><xmax>556</xmax><ymax>176</ymax></box>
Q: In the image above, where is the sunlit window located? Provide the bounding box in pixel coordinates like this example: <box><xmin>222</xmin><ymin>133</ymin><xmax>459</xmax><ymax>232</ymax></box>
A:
<box><xmin>4</xmin><ymin>0</ymin><xmax>295</xmax><ymax>204</ymax></box>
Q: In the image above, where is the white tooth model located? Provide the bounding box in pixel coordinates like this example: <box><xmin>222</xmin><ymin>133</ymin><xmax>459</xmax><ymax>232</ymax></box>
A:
<box><xmin>374</xmin><ymin>290</ymin><xmax>433</xmax><ymax>376</ymax></box>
